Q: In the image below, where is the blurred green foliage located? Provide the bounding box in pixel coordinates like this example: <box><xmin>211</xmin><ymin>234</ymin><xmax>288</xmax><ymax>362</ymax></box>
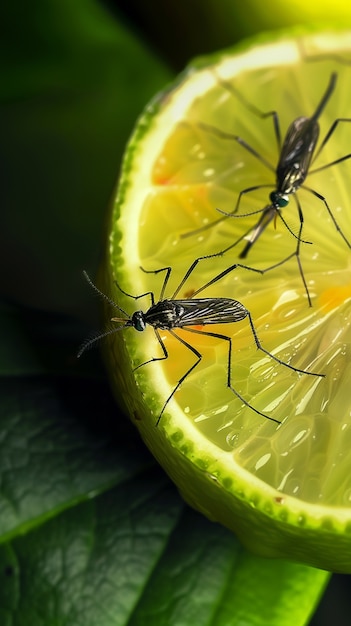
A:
<box><xmin>0</xmin><ymin>0</ymin><xmax>172</xmax><ymax>318</ymax></box>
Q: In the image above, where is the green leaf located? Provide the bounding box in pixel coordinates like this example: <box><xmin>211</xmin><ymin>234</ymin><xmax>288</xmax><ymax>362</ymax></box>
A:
<box><xmin>0</xmin><ymin>342</ymin><xmax>330</xmax><ymax>625</ymax></box>
<box><xmin>0</xmin><ymin>296</ymin><xmax>330</xmax><ymax>625</ymax></box>
<box><xmin>0</xmin><ymin>473</ymin><xmax>180</xmax><ymax>625</ymax></box>
<box><xmin>0</xmin><ymin>376</ymin><xmax>151</xmax><ymax>542</ymax></box>
<box><xmin>0</xmin><ymin>487</ymin><xmax>330</xmax><ymax>626</ymax></box>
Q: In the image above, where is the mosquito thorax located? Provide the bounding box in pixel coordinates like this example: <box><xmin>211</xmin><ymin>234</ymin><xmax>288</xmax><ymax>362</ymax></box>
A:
<box><xmin>270</xmin><ymin>191</ymin><xmax>289</xmax><ymax>208</ymax></box>
<box><xmin>146</xmin><ymin>300</ymin><xmax>186</xmax><ymax>329</ymax></box>
<box><xmin>131</xmin><ymin>310</ymin><xmax>147</xmax><ymax>332</ymax></box>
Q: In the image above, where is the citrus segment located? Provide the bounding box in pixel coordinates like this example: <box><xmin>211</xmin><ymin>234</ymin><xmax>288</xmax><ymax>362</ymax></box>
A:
<box><xmin>105</xmin><ymin>29</ymin><xmax>351</xmax><ymax>572</ymax></box>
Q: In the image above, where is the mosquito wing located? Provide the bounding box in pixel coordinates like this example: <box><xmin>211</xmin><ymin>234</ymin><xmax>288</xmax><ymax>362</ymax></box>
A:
<box><xmin>276</xmin><ymin>116</ymin><xmax>319</xmax><ymax>192</ymax></box>
<box><xmin>173</xmin><ymin>298</ymin><xmax>248</xmax><ymax>327</ymax></box>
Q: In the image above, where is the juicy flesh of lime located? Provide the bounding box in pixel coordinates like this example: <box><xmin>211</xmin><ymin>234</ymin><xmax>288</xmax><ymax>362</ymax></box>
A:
<box><xmin>129</xmin><ymin>52</ymin><xmax>351</xmax><ymax>506</ymax></box>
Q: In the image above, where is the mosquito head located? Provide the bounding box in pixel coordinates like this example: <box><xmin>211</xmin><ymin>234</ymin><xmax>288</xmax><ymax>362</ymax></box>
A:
<box><xmin>131</xmin><ymin>311</ymin><xmax>147</xmax><ymax>332</ymax></box>
<box><xmin>270</xmin><ymin>191</ymin><xmax>289</xmax><ymax>208</ymax></box>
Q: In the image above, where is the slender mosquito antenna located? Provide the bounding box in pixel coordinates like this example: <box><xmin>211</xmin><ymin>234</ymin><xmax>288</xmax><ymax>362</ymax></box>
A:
<box><xmin>82</xmin><ymin>270</ymin><xmax>130</xmax><ymax>318</ymax></box>
<box><xmin>77</xmin><ymin>324</ymin><xmax>128</xmax><ymax>358</ymax></box>
<box><xmin>78</xmin><ymin>271</ymin><xmax>132</xmax><ymax>358</ymax></box>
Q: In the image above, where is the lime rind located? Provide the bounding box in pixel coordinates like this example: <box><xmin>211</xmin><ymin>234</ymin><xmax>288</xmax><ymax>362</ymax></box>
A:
<box><xmin>106</xmin><ymin>28</ymin><xmax>351</xmax><ymax>572</ymax></box>
<box><xmin>137</xmin><ymin>411</ymin><xmax>351</xmax><ymax>571</ymax></box>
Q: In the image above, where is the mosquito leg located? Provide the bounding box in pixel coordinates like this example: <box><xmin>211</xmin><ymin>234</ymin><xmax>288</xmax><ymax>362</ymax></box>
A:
<box><xmin>292</xmin><ymin>195</ymin><xmax>312</xmax><ymax>307</ymax></box>
<box><xmin>190</xmin><ymin>262</ymin><xmax>265</xmax><ymax>298</ymax></box>
<box><xmin>156</xmin><ymin>329</ymin><xmax>202</xmax><ymax>426</ymax></box>
<box><xmin>198</xmin><ymin>122</ymin><xmax>276</xmax><ymax>172</ymax></box>
<box><xmin>208</xmin><ymin>69</ymin><xmax>282</xmax><ymax>150</ymax></box>
<box><xmin>226</xmin><ymin>186</ymin><xmax>270</xmax><ymax>226</ymax></box>
<box><xmin>172</xmin><ymin>255</ymin><xmax>264</xmax><ymax>299</ymax></box>
<box><xmin>236</xmin><ymin>194</ymin><xmax>312</xmax><ymax>306</ymax></box>
<box><xmin>139</xmin><ymin>265</ymin><xmax>172</xmax><ymax>301</ymax></box>
<box><xmin>246</xmin><ymin>311</ymin><xmax>325</xmax><ymax>378</ymax></box>
<box><xmin>181</xmin><ymin>183</ymin><xmax>273</xmax><ymax>240</ymax></box>
<box><xmin>311</xmin><ymin>152</ymin><xmax>351</xmax><ymax>174</ymax></box>
<box><xmin>313</xmin><ymin>117</ymin><xmax>351</xmax><ymax>161</ymax></box>
<box><xmin>185</xmin><ymin>327</ymin><xmax>281</xmax><ymax>424</ymax></box>
<box><xmin>179</xmin><ymin>116</ymin><xmax>276</xmax><ymax>241</ymax></box>
<box><xmin>303</xmin><ymin>185</ymin><xmax>351</xmax><ymax>248</ymax></box>
<box><xmin>221</xmin><ymin>184</ymin><xmax>274</xmax><ymax>217</ymax></box>
<box><xmin>275</xmin><ymin>210</ymin><xmax>312</xmax><ymax>245</ymax></box>
<box><xmin>133</xmin><ymin>327</ymin><xmax>169</xmax><ymax>372</ymax></box>
<box><xmin>114</xmin><ymin>273</ymin><xmax>158</xmax><ymax>307</ymax></box>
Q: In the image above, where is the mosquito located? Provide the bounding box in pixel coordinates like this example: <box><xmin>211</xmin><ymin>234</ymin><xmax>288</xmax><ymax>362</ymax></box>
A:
<box><xmin>78</xmin><ymin>263</ymin><xmax>324</xmax><ymax>426</ymax></box>
<box><xmin>182</xmin><ymin>71</ymin><xmax>351</xmax><ymax>305</ymax></box>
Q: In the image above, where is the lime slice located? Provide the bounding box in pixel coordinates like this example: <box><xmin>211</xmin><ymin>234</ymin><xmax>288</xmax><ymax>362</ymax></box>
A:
<box><xmin>104</xmin><ymin>29</ymin><xmax>351</xmax><ymax>573</ymax></box>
